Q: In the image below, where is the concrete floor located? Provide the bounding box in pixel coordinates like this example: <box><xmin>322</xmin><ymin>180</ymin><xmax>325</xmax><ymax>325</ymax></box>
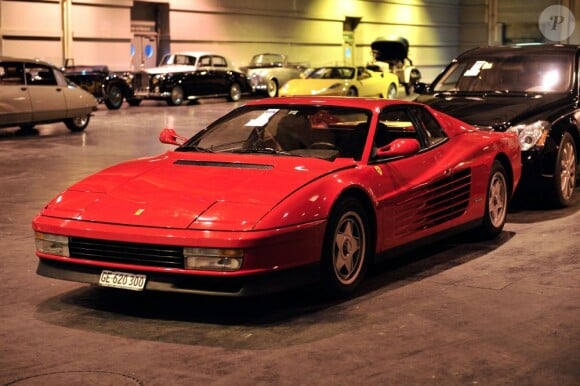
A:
<box><xmin>1</xmin><ymin>98</ymin><xmax>579</xmax><ymax>386</ymax></box>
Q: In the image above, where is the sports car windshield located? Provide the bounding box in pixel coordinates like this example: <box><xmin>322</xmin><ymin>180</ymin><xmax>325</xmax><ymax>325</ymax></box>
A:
<box><xmin>432</xmin><ymin>54</ymin><xmax>572</xmax><ymax>93</ymax></box>
<box><xmin>178</xmin><ymin>105</ymin><xmax>372</xmax><ymax>161</ymax></box>
<box><xmin>307</xmin><ymin>67</ymin><xmax>355</xmax><ymax>80</ymax></box>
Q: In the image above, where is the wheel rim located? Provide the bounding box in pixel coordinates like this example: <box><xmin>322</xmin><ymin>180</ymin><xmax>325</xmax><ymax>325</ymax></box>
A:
<box><xmin>230</xmin><ymin>83</ymin><xmax>241</xmax><ymax>101</ymax></box>
<box><xmin>387</xmin><ymin>85</ymin><xmax>397</xmax><ymax>99</ymax></box>
<box><xmin>109</xmin><ymin>87</ymin><xmax>122</xmax><ymax>106</ymax></box>
<box><xmin>559</xmin><ymin>140</ymin><xmax>576</xmax><ymax>200</ymax></box>
<box><xmin>267</xmin><ymin>79</ymin><xmax>277</xmax><ymax>97</ymax></box>
<box><xmin>73</xmin><ymin>116</ymin><xmax>88</xmax><ymax>127</ymax></box>
<box><xmin>171</xmin><ymin>87</ymin><xmax>183</xmax><ymax>104</ymax></box>
<box><xmin>332</xmin><ymin>211</ymin><xmax>366</xmax><ymax>285</ymax></box>
<box><xmin>488</xmin><ymin>171</ymin><xmax>508</xmax><ymax>229</ymax></box>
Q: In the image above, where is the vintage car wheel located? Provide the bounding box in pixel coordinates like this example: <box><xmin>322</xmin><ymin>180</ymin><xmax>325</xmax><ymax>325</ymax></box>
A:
<box><xmin>104</xmin><ymin>85</ymin><xmax>123</xmax><ymax>110</ymax></box>
<box><xmin>321</xmin><ymin>197</ymin><xmax>370</xmax><ymax>297</ymax></box>
<box><xmin>477</xmin><ymin>160</ymin><xmax>508</xmax><ymax>239</ymax></box>
<box><xmin>347</xmin><ymin>87</ymin><xmax>358</xmax><ymax>97</ymax></box>
<box><xmin>386</xmin><ymin>83</ymin><xmax>398</xmax><ymax>99</ymax></box>
<box><xmin>167</xmin><ymin>86</ymin><xmax>184</xmax><ymax>106</ymax></box>
<box><xmin>551</xmin><ymin>132</ymin><xmax>577</xmax><ymax>207</ymax></box>
<box><xmin>267</xmin><ymin>79</ymin><xmax>278</xmax><ymax>97</ymax></box>
<box><xmin>64</xmin><ymin>114</ymin><xmax>90</xmax><ymax>132</ymax></box>
<box><xmin>127</xmin><ymin>98</ymin><xmax>142</xmax><ymax>107</ymax></box>
<box><xmin>227</xmin><ymin>82</ymin><xmax>242</xmax><ymax>102</ymax></box>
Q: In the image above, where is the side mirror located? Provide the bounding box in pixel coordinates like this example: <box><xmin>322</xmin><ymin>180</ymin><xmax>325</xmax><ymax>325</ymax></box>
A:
<box><xmin>375</xmin><ymin>138</ymin><xmax>420</xmax><ymax>158</ymax></box>
<box><xmin>159</xmin><ymin>128</ymin><xmax>187</xmax><ymax>146</ymax></box>
<box><xmin>413</xmin><ymin>82</ymin><xmax>431</xmax><ymax>94</ymax></box>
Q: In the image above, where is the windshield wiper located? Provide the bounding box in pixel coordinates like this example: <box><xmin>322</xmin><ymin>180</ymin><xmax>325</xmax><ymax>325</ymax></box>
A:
<box><xmin>176</xmin><ymin>145</ymin><xmax>214</xmax><ymax>153</ymax></box>
<box><xmin>231</xmin><ymin>147</ymin><xmax>297</xmax><ymax>156</ymax></box>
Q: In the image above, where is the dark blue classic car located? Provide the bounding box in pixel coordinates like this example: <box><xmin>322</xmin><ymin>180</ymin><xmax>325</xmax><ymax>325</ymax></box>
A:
<box><xmin>415</xmin><ymin>44</ymin><xmax>579</xmax><ymax>207</ymax></box>
<box><xmin>130</xmin><ymin>51</ymin><xmax>251</xmax><ymax>106</ymax></box>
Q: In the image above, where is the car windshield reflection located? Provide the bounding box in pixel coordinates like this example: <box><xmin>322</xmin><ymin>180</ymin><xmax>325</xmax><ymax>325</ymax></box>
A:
<box><xmin>177</xmin><ymin>105</ymin><xmax>372</xmax><ymax>161</ymax></box>
<box><xmin>433</xmin><ymin>55</ymin><xmax>572</xmax><ymax>93</ymax></box>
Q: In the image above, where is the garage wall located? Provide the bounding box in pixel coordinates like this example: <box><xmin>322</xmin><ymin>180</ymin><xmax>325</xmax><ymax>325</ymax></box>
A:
<box><xmin>0</xmin><ymin>0</ymin><xmax>578</xmax><ymax>82</ymax></box>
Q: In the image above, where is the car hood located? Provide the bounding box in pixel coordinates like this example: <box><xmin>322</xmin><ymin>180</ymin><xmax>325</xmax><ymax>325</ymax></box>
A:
<box><xmin>415</xmin><ymin>93</ymin><xmax>574</xmax><ymax>130</ymax></box>
<box><xmin>282</xmin><ymin>79</ymin><xmax>347</xmax><ymax>95</ymax></box>
<box><xmin>41</xmin><ymin>152</ymin><xmax>351</xmax><ymax>231</ymax></box>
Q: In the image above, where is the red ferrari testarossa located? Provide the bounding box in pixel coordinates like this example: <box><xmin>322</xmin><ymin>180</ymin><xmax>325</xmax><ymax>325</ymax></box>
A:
<box><xmin>33</xmin><ymin>97</ymin><xmax>521</xmax><ymax>297</ymax></box>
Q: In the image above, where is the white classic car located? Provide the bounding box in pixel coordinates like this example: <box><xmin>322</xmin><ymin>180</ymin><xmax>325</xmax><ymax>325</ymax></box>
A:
<box><xmin>240</xmin><ymin>53</ymin><xmax>309</xmax><ymax>97</ymax></box>
<box><xmin>0</xmin><ymin>57</ymin><xmax>98</xmax><ymax>132</ymax></box>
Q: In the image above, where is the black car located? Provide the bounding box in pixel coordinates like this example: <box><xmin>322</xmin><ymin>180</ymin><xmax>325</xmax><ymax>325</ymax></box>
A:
<box><xmin>63</xmin><ymin>63</ymin><xmax>133</xmax><ymax>110</ymax></box>
<box><xmin>414</xmin><ymin>44</ymin><xmax>579</xmax><ymax>207</ymax></box>
<box><xmin>130</xmin><ymin>51</ymin><xmax>251</xmax><ymax>106</ymax></box>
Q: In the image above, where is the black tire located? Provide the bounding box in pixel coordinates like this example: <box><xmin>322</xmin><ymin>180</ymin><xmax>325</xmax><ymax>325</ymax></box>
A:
<box><xmin>346</xmin><ymin>87</ymin><xmax>358</xmax><ymax>97</ymax></box>
<box><xmin>550</xmin><ymin>132</ymin><xmax>577</xmax><ymax>207</ymax></box>
<box><xmin>267</xmin><ymin>79</ymin><xmax>278</xmax><ymax>98</ymax></box>
<box><xmin>320</xmin><ymin>197</ymin><xmax>371</xmax><ymax>297</ymax></box>
<box><xmin>477</xmin><ymin>160</ymin><xmax>509</xmax><ymax>239</ymax></box>
<box><xmin>64</xmin><ymin>114</ymin><xmax>90</xmax><ymax>132</ymax></box>
<box><xmin>167</xmin><ymin>85</ymin><xmax>184</xmax><ymax>106</ymax></box>
<box><xmin>127</xmin><ymin>98</ymin><xmax>142</xmax><ymax>107</ymax></box>
<box><xmin>386</xmin><ymin>83</ymin><xmax>398</xmax><ymax>99</ymax></box>
<box><xmin>104</xmin><ymin>84</ymin><xmax>123</xmax><ymax>110</ymax></box>
<box><xmin>227</xmin><ymin>82</ymin><xmax>242</xmax><ymax>102</ymax></box>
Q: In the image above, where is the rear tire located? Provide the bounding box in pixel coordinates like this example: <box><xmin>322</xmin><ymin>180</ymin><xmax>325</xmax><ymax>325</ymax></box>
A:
<box><xmin>266</xmin><ymin>79</ymin><xmax>278</xmax><ymax>98</ymax></box>
<box><xmin>347</xmin><ymin>87</ymin><xmax>358</xmax><ymax>97</ymax></box>
<box><xmin>64</xmin><ymin>114</ymin><xmax>90</xmax><ymax>132</ymax></box>
<box><xmin>320</xmin><ymin>197</ymin><xmax>370</xmax><ymax>297</ymax></box>
<box><xmin>477</xmin><ymin>160</ymin><xmax>508</xmax><ymax>239</ymax></box>
<box><xmin>104</xmin><ymin>84</ymin><xmax>123</xmax><ymax>110</ymax></box>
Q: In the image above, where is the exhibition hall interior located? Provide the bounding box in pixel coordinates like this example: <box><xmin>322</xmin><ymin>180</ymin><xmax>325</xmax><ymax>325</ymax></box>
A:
<box><xmin>0</xmin><ymin>1</ymin><xmax>579</xmax><ymax>385</ymax></box>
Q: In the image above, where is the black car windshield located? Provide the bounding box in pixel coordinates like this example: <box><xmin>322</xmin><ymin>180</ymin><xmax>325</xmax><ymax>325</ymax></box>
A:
<box><xmin>432</xmin><ymin>54</ymin><xmax>572</xmax><ymax>93</ymax></box>
<box><xmin>307</xmin><ymin>67</ymin><xmax>355</xmax><ymax>80</ymax></box>
<box><xmin>178</xmin><ymin>105</ymin><xmax>372</xmax><ymax>161</ymax></box>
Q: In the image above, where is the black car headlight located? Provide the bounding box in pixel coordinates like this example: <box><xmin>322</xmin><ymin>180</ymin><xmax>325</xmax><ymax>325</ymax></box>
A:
<box><xmin>506</xmin><ymin>120</ymin><xmax>550</xmax><ymax>151</ymax></box>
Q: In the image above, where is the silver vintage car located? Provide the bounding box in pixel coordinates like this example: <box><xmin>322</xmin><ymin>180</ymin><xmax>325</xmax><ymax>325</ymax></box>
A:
<box><xmin>241</xmin><ymin>53</ymin><xmax>308</xmax><ymax>97</ymax></box>
<box><xmin>0</xmin><ymin>57</ymin><xmax>97</xmax><ymax>132</ymax></box>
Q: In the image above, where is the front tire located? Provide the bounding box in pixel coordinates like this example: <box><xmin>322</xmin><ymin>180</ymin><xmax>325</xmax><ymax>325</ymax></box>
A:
<box><xmin>266</xmin><ymin>79</ymin><xmax>278</xmax><ymax>98</ymax></box>
<box><xmin>550</xmin><ymin>132</ymin><xmax>577</xmax><ymax>207</ymax></box>
<box><xmin>346</xmin><ymin>87</ymin><xmax>358</xmax><ymax>97</ymax></box>
<box><xmin>227</xmin><ymin>82</ymin><xmax>242</xmax><ymax>102</ymax></box>
<box><xmin>321</xmin><ymin>197</ymin><xmax>370</xmax><ymax>297</ymax></box>
<box><xmin>64</xmin><ymin>114</ymin><xmax>90</xmax><ymax>132</ymax></box>
<box><xmin>104</xmin><ymin>84</ymin><xmax>123</xmax><ymax>110</ymax></box>
<box><xmin>477</xmin><ymin>160</ymin><xmax>509</xmax><ymax>239</ymax></box>
<box><xmin>386</xmin><ymin>83</ymin><xmax>398</xmax><ymax>99</ymax></box>
<box><xmin>167</xmin><ymin>85</ymin><xmax>184</xmax><ymax>106</ymax></box>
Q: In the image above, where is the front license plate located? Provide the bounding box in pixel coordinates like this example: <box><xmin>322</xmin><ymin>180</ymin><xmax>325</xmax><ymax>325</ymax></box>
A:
<box><xmin>98</xmin><ymin>270</ymin><xmax>146</xmax><ymax>291</ymax></box>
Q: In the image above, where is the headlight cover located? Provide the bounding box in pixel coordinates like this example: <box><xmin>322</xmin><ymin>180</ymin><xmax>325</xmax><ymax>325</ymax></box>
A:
<box><xmin>183</xmin><ymin>247</ymin><xmax>244</xmax><ymax>271</ymax></box>
<box><xmin>507</xmin><ymin>120</ymin><xmax>550</xmax><ymax>151</ymax></box>
<box><xmin>35</xmin><ymin>232</ymin><xmax>70</xmax><ymax>257</ymax></box>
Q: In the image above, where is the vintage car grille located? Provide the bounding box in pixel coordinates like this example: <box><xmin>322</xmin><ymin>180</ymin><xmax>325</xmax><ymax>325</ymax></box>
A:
<box><xmin>394</xmin><ymin>168</ymin><xmax>472</xmax><ymax>237</ymax></box>
<box><xmin>69</xmin><ymin>237</ymin><xmax>184</xmax><ymax>268</ymax></box>
<box><xmin>132</xmin><ymin>72</ymin><xmax>151</xmax><ymax>91</ymax></box>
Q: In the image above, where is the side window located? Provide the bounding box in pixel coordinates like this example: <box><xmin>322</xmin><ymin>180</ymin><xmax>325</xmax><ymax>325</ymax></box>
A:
<box><xmin>410</xmin><ymin>106</ymin><xmax>448</xmax><ymax>147</ymax></box>
<box><xmin>212</xmin><ymin>56</ymin><xmax>227</xmax><ymax>67</ymax></box>
<box><xmin>374</xmin><ymin>107</ymin><xmax>419</xmax><ymax>148</ymax></box>
<box><xmin>25</xmin><ymin>65</ymin><xmax>57</xmax><ymax>86</ymax></box>
<box><xmin>0</xmin><ymin>62</ymin><xmax>25</xmax><ymax>85</ymax></box>
<box><xmin>199</xmin><ymin>56</ymin><xmax>211</xmax><ymax>67</ymax></box>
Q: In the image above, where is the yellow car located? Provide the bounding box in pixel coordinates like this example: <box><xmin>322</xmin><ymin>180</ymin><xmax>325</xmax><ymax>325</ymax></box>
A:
<box><xmin>279</xmin><ymin>66</ymin><xmax>400</xmax><ymax>99</ymax></box>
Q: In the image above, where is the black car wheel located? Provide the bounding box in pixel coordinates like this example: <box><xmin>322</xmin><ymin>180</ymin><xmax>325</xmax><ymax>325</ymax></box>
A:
<box><xmin>104</xmin><ymin>85</ymin><xmax>123</xmax><ymax>110</ymax></box>
<box><xmin>551</xmin><ymin>132</ymin><xmax>577</xmax><ymax>207</ymax></box>
<box><xmin>227</xmin><ymin>82</ymin><xmax>242</xmax><ymax>102</ymax></box>
<box><xmin>321</xmin><ymin>197</ymin><xmax>370</xmax><ymax>297</ymax></box>
<box><xmin>167</xmin><ymin>86</ymin><xmax>184</xmax><ymax>106</ymax></box>
<box><xmin>267</xmin><ymin>79</ymin><xmax>278</xmax><ymax>98</ymax></box>
<box><xmin>64</xmin><ymin>114</ymin><xmax>90</xmax><ymax>132</ymax></box>
<box><xmin>347</xmin><ymin>87</ymin><xmax>358</xmax><ymax>97</ymax></box>
<box><xmin>477</xmin><ymin>160</ymin><xmax>508</xmax><ymax>239</ymax></box>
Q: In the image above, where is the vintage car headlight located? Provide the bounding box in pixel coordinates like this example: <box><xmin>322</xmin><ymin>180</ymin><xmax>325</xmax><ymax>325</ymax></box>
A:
<box><xmin>152</xmin><ymin>75</ymin><xmax>162</xmax><ymax>86</ymax></box>
<box><xmin>506</xmin><ymin>120</ymin><xmax>550</xmax><ymax>151</ymax></box>
<box><xmin>35</xmin><ymin>232</ymin><xmax>69</xmax><ymax>257</ymax></box>
<box><xmin>183</xmin><ymin>247</ymin><xmax>244</xmax><ymax>271</ymax></box>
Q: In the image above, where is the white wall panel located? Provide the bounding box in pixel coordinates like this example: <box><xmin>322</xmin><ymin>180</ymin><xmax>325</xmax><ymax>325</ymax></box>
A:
<box><xmin>0</xmin><ymin>1</ymin><xmax>61</xmax><ymax>37</ymax></box>
<box><xmin>1</xmin><ymin>40</ymin><xmax>62</xmax><ymax>65</ymax></box>
<box><xmin>71</xmin><ymin>4</ymin><xmax>132</xmax><ymax>39</ymax></box>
